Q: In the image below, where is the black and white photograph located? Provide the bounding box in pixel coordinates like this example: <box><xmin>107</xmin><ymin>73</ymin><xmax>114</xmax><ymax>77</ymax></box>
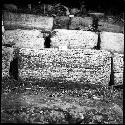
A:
<box><xmin>1</xmin><ymin>0</ymin><xmax>124</xmax><ymax>124</ymax></box>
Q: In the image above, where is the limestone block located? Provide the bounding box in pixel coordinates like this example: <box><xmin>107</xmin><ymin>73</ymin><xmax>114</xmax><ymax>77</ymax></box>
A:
<box><xmin>113</xmin><ymin>53</ymin><xmax>124</xmax><ymax>73</ymax></box>
<box><xmin>51</xmin><ymin>29</ymin><xmax>98</xmax><ymax>49</ymax></box>
<box><xmin>3</xmin><ymin>11</ymin><xmax>53</xmax><ymax>31</ymax></box>
<box><xmin>53</xmin><ymin>16</ymin><xmax>70</xmax><ymax>29</ymax></box>
<box><xmin>98</xmin><ymin>21</ymin><xmax>124</xmax><ymax>33</ymax></box>
<box><xmin>2</xmin><ymin>46</ymin><xmax>14</xmax><ymax>78</ymax></box>
<box><xmin>3</xmin><ymin>29</ymin><xmax>45</xmax><ymax>49</ymax></box>
<box><xmin>69</xmin><ymin>17</ymin><xmax>93</xmax><ymax>30</ymax></box>
<box><xmin>100</xmin><ymin>31</ymin><xmax>124</xmax><ymax>54</ymax></box>
<box><xmin>18</xmin><ymin>48</ymin><xmax>111</xmax><ymax>86</ymax></box>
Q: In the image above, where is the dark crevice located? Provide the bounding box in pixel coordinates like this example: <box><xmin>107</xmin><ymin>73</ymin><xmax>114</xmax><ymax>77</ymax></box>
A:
<box><xmin>109</xmin><ymin>57</ymin><xmax>114</xmax><ymax>86</ymax></box>
<box><xmin>9</xmin><ymin>57</ymin><xmax>18</xmax><ymax>81</ymax></box>
<box><xmin>44</xmin><ymin>34</ymin><xmax>51</xmax><ymax>48</ymax></box>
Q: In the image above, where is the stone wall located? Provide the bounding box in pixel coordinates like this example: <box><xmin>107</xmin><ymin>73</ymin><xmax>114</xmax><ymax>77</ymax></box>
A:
<box><xmin>2</xmin><ymin>11</ymin><xmax>124</xmax><ymax>86</ymax></box>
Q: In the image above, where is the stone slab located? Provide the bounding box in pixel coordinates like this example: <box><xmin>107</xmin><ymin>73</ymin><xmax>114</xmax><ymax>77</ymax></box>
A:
<box><xmin>18</xmin><ymin>48</ymin><xmax>111</xmax><ymax>86</ymax></box>
<box><xmin>53</xmin><ymin>16</ymin><xmax>70</xmax><ymax>29</ymax></box>
<box><xmin>3</xmin><ymin>11</ymin><xmax>54</xmax><ymax>31</ymax></box>
<box><xmin>98</xmin><ymin>21</ymin><xmax>124</xmax><ymax>33</ymax></box>
<box><xmin>100</xmin><ymin>31</ymin><xmax>124</xmax><ymax>54</ymax></box>
<box><xmin>69</xmin><ymin>17</ymin><xmax>93</xmax><ymax>30</ymax></box>
<box><xmin>50</xmin><ymin>29</ymin><xmax>98</xmax><ymax>49</ymax></box>
<box><xmin>3</xmin><ymin>29</ymin><xmax>45</xmax><ymax>49</ymax></box>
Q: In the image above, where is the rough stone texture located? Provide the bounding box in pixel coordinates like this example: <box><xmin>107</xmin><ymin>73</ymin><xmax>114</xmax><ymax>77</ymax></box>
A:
<box><xmin>98</xmin><ymin>21</ymin><xmax>124</xmax><ymax>33</ymax></box>
<box><xmin>3</xmin><ymin>11</ymin><xmax>53</xmax><ymax>31</ymax></box>
<box><xmin>113</xmin><ymin>53</ymin><xmax>124</xmax><ymax>85</ymax></box>
<box><xmin>2</xmin><ymin>46</ymin><xmax>14</xmax><ymax>78</ymax></box>
<box><xmin>100</xmin><ymin>31</ymin><xmax>124</xmax><ymax>54</ymax></box>
<box><xmin>113</xmin><ymin>53</ymin><xmax>124</xmax><ymax>73</ymax></box>
<box><xmin>18</xmin><ymin>48</ymin><xmax>111</xmax><ymax>86</ymax></box>
<box><xmin>69</xmin><ymin>17</ymin><xmax>93</xmax><ymax>30</ymax></box>
<box><xmin>53</xmin><ymin>16</ymin><xmax>70</xmax><ymax>29</ymax></box>
<box><xmin>114</xmin><ymin>73</ymin><xmax>123</xmax><ymax>85</ymax></box>
<box><xmin>50</xmin><ymin>29</ymin><xmax>98</xmax><ymax>49</ymax></box>
<box><xmin>3</xmin><ymin>29</ymin><xmax>45</xmax><ymax>49</ymax></box>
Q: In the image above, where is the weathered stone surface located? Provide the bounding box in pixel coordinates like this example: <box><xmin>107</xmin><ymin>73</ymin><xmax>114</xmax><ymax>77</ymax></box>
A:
<box><xmin>113</xmin><ymin>53</ymin><xmax>124</xmax><ymax>73</ymax></box>
<box><xmin>18</xmin><ymin>48</ymin><xmax>111</xmax><ymax>85</ymax></box>
<box><xmin>98</xmin><ymin>21</ymin><xmax>124</xmax><ymax>33</ymax></box>
<box><xmin>100</xmin><ymin>32</ymin><xmax>124</xmax><ymax>54</ymax></box>
<box><xmin>3</xmin><ymin>11</ymin><xmax>53</xmax><ymax>31</ymax></box>
<box><xmin>114</xmin><ymin>73</ymin><xmax>123</xmax><ymax>85</ymax></box>
<box><xmin>2</xmin><ymin>46</ymin><xmax>14</xmax><ymax>78</ymax></box>
<box><xmin>53</xmin><ymin>16</ymin><xmax>70</xmax><ymax>29</ymax></box>
<box><xmin>3</xmin><ymin>29</ymin><xmax>45</xmax><ymax>49</ymax></box>
<box><xmin>69</xmin><ymin>17</ymin><xmax>93</xmax><ymax>30</ymax></box>
<box><xmin>50</xmin><ymin>29</ymin><xmax>98</xmax><ymax>49</ymax></box>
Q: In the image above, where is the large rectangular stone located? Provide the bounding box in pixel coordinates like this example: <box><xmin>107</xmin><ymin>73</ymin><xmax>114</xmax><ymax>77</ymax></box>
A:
<box><xmin>98</xmin><ymin>21</ymin><xmax>124</xmax><ymax>33</ymax></box>
<box><xmin>3</xmin><ymin>29</ymin><xmax>45</xmax><ymax>49</ymax></box>
<box><xmin>50</xmin><ymin>29</ymin><xmax>98</xmax><ymax>49</ymax></box>
<box><xmin>100</xmin><ymin>31</ymin><xmax>124</xmax><ymax>54</ymax></box>
<box><xmin>3</xmin><ymin>11</ymin><xmax>53</xmax><ymax>31</ymax></box>
<box><xmin>18</xmin><ymin>48</ymin><xmax>111</xmax><ymax>86</ymax></box>
<box><xmin>53</xmin><ymin>16</ymin><xmax>70</xmax><ymax>29</ymax></box>
<box><xmin>113</xmin><ymin>53</ymin><xmax>124</xmax><ymax>73</ymax></box>
<box><xmin>2</xmin><ymin>46</ymin><xmax>14</xmax><ymax>78</ymax></box>
<box><xmin>69</xmin><ymin>17</ymin><xmax>93</xmax><ymax>30</ymax></box>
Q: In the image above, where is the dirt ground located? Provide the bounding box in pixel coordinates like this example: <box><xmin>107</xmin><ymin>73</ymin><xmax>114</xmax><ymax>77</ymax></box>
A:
<box><xmin>1</xmin><ymin>78</ymin><xmax>123</xmax><ymax>124</ymax></box>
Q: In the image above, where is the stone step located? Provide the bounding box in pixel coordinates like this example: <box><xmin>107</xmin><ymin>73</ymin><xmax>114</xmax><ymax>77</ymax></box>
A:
<box><xmin>100</xmin><ymin>31</ymin><xmax>124</xmax><ymax>54</ymax></box>
<box><xmin>50</xmin><ymin>29</ymin><xmax>98</xmax><ymax>49</ymax></box>
<box><xmin>3</xmin><ymin>29</ymin><xmax>45</xmax><ymax>49</ymax></box>
<box><xmin>3</xmin><ymin>11</ymin><xmax>53</xmax><ymax>31</ymax></box>
<box><xmin>18</xmin><ymin>48</ymin><xmax>111</xmax><ymax>86</ymax></box>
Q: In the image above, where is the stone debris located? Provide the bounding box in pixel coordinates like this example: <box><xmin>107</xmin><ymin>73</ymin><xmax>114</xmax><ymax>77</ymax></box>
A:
<box><xmin>100</xmin><ymin>31</ymin><xmax>124</xmax><ymax>54</ymax></box>
<box><xmin>51</xmin><ymin>29</ymin><xmax>98</xmax><ymax>49</ymax></box>
<box><xmin>18</xmin><ymin>48</ymin><xmax>111</xmax><ymax>85</ymax></box>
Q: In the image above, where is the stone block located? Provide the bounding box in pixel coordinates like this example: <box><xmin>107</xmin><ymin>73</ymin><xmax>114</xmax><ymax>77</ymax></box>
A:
<box><xmin>100</xmin><ymin>31</ymin><xmax>124</xmax><ymax>54</ymax></box>
<box><xmin>113</xmin><ymin>53</ymin><xmax>124</xmax><ymax>73</ymax></box>
<box><xmin>69</xmin><ymin>17</ymin><xmax>93</xmax><ymax>30</ymax></box>
<box><xmin>114</xmin><ymin>73</ymin><xmax>123</xmax><ymax>85</ymax></box>
<box><xmin>53</xmin><ymin>16</ymin><xmax>70</xmax><ymax>29</ymax></box>
<box><xmin>2</xmin><ymin>46</ymin><xmax>14</xmax><ymax>78</ymax></box>
<box><xmin>3</xmin><ymin>29</ymin><xmax>45</xmax><ymax>49</ymax></box>
<box><xmin>18</xmin><ymin>48</ymin><xmax>111</xmax><ymax>86</ymax></box>
<box><xmin>51</xmin><ymin>29</ymin><xmax>98</xmax><ymax>49</ymax></box>
<box><xmin>3</xmin><ymin>11</ymin><xmax>53</xmax><ymax>31</ymax></box>
<box><xmin>98</xmin><ymin>21</ymin><xmax>124</xmax><ymax>33</ymax></box>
